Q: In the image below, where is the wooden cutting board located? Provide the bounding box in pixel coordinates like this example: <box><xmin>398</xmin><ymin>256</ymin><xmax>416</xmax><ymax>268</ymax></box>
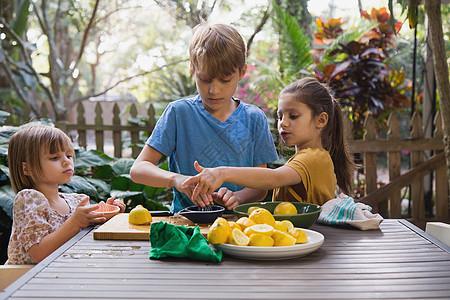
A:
<box><xmin>93</xmin><ymin>213</ymin><xmax>221</xmax><ymax>240</ymax></box>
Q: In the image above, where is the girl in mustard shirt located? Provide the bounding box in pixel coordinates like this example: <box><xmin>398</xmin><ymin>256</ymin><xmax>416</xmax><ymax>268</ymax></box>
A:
<box><xmin>183</xmin><ymin>77</ymin><xmax>355</xmax><ymax>207</ymax></box>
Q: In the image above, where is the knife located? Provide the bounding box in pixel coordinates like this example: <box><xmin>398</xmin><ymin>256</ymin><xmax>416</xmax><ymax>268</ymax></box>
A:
<box><xmin>149</xmin><ymin>211</ymin><xmax>174</xmax><ymax>216</ymax></box>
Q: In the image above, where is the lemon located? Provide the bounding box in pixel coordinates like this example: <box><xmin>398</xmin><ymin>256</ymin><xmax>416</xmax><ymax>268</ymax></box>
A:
<box><xmin>281</xmin><ymin>220</ymin><xmax>295</xmax><ymax>232</ymax></box>
<box><xmin>249</xmin><ymin>233</ymin><xmax>274</xmax><ymax>247</ymax></box>
<box><xmin>273</xmin><ymin>202</ymin><xmax>298</xmax><ymax>215</ymax></box>
<box><xmin>249</xmin><ymin>208</ymin><xmax>275</xmax><ymax>227</ymax></box>
<box><xmin>247</xmin><ymin>206</ymin><xmax>260</xmax><ymax>214</ymax></box>
<box><xmin>273</xmin><ymin>220</ymin><xmax>288</xmax><ymax>233</ymax></box>
<box><xmin>128</xmin><ymin>205</ymin><xmax>152</xmax><ymax>225</ymax></box>
<box><xmin>229</xmin><ymin>221</ymin><xmax>243</xmax><ymax>231</ymax></box>
<box><xmin>271</xmin><ymin>229</ymin><xmax>296</xmax><ymax>246</ymax></box>
<box><xmin>207</xmin><ymin>223</ymin><xmax>230</xmax><ymax>244</ymax></box>
<box><xmin>236</xmin><ymin>217</ymin><xmax>256</xmax><ymax>230</ymax></box>
<box><xmin>228</xmin><ymin>228</ymin><xmax>250</xmax><ymax>246</ymax></box>
<box><xmin>244</xmin><ymin>224</ymin><xmax>274</xmax><ymax>236</ymax></box>
<box><xmin>289</xmin><ymin>228</ymin><xmax>308</xmax><ymax>244</ymax></box>
<box><xmin>212</xmin><ymin>217</ymin><xmax>231</xmax><ymax>232</ymax></box>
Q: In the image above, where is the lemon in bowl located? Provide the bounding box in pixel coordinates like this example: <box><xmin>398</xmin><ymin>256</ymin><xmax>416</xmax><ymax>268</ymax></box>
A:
<box><xmin>233</xmin><ymin>202</ymin><xmax>321</xmax><ymax>228</ymax></box>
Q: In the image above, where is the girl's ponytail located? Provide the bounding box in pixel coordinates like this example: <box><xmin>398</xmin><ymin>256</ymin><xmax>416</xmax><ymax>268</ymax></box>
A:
<box><xmin>327</xmin><ymin>99</ymin><xmax>355</xmax><ymax>195</ymax></box>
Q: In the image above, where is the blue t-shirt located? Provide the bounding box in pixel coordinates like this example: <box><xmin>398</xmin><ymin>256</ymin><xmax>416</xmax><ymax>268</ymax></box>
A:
<box><xmin>147</xmin><ymin>94</ymin><xmax>278</xmax><ymax>212</ymax></box>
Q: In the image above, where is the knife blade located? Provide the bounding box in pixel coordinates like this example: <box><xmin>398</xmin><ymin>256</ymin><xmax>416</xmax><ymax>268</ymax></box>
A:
<box><xmin>148</xmin><ymin>211</ymin><xmax>174</xmax><ymax>216</ymax></box>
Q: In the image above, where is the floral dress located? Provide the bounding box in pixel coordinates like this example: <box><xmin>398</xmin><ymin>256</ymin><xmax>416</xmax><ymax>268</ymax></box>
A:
<box><xmin>6</xmin><ymin>189</ymin><xmax>87</xmax><ymax>265</ymax></box>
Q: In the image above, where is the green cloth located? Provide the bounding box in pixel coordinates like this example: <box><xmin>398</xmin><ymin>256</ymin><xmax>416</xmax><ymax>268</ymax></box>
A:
<box><xmin>149</xmin><ymin>221</ymin><xmax>222</xmax><ymax>262</ymax></box>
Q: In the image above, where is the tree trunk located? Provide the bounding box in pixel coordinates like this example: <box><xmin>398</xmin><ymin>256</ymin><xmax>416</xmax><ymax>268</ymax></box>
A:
<box><xmin>424</xmin><ymin>0</ymin><xmax>450</xmax><ymax>192</ymax></box>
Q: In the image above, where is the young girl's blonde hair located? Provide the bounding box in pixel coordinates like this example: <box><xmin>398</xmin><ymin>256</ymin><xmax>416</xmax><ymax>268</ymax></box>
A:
<box><xmin>8</xmin><ymin>125</ymin><xmax>74</xmax><ymax>193</ymax></box>
<box><xmin>189</xmin><ymin>22</ymin><xmax>246</xmax><ymax>78</ymax></box>
<box><xmin>280</xmin><ymin>77</ymin><xmax>355</xmax><ymax>195</ymax></box>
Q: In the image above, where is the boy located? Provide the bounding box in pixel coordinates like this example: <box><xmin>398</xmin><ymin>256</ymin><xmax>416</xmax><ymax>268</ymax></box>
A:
<box><xmin>130</xmin><ymin>22</ymin><xmax>278</xmax><ymax>212</ymax></box>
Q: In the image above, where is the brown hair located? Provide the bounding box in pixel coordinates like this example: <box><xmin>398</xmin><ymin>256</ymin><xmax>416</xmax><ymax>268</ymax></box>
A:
<box><xmin>8</xmin><ymin>125</ymin><xmax>74</xmax><ymax>193</ymax></box>
<box><xmin>280</xmin><ymin>77</ymin><xmax>355</xmax><ymax>195</ymax></box>
<box><xmin>189</xmin><ymin>22</ymin><xmax>246</xmax><ymax>78</ymax></box>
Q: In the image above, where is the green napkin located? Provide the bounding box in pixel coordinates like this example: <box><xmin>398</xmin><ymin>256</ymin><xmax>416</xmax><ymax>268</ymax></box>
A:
<box><xmin>149</xmin><ymin>221</ymin><xmax>222</xmax><ymax>262</ymax></box>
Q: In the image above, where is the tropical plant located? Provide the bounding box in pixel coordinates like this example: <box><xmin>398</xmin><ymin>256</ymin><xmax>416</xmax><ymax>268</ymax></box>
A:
<box><xmin>312</xmin><ymin>7</ymin><xmax>411</xmax><ymax>136</ymax></box>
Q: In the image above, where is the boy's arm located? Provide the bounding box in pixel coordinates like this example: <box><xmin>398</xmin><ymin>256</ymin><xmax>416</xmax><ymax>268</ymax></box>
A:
<box><xmin>130</xmin><ymin>145</ymin><xmax>176</xmax><ymax>188</ymax></box>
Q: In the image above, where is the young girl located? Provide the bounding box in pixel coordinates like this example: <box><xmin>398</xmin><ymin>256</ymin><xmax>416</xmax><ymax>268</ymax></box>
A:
<box><xmin>182</xmin><ymin>77</ymin><xmax>355</xmax><ymax>209</ymax></box>
<box><xmin>6</xmin><ymin>125</ymin><xmax>125</xmax><ymax>265</ymax></box>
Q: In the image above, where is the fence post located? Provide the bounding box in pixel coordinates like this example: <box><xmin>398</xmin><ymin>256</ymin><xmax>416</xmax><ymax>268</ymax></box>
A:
<box><xmin>433</xmin><ymin>111</ymin><xmax>448</xmax><ymax>219</ymax></box>
<box><xmin>411</xmin><ymin>112</ymin><xmax>425</xmax><ymax>220</ymax></box>
<box><xmin>77</xmin><ymin>103</ymin><xmax>87</xmax><ymax>148</ymax></box>
<box><xmin>112</xmin><ymin>103</ymin><xmax>122</xmax><ymax>158</ymax></box>
<box><xmin>95</xmin><ymin>103</ymin><xmax>104</xmax><ymax>153</ymax></box>
<box><xmin>130</xmin><ymin>103</ymin><xmax>140</xmax><ymax>158</ymax></box>
<box><xmin>363</xmin><ymin>113</ymin><xmax>379</xmax><ymax>212</ymax></box>
<box><xmin>387</xmin><ymin>113</ymin><xmax>402</xmax><ymax>218</ymax></box>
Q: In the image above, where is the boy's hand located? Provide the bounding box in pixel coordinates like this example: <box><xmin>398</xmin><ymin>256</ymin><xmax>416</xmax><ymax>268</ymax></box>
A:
<box><xmin>106</xmin><ymin>197</ymin><xmax>126</xmax><ymax>213</ymax></box>
<box><xmin>174</xmin><ymin>173</ymin><xmax>212</xmax><ymax>208</ymax></box>
<box><xmin>182</xmin><ymin>161</ymin><xmax>225</xmax><ymax>201</ymax></box>
<box><xmin>70</xmin><ymin>197</ymin><xmax>106</xmax><ymax>228</ymax></box>
<box><xmin>213</xmin><ymin>187</ymin><xmax>239</xmax><ymax>210</ymax></box>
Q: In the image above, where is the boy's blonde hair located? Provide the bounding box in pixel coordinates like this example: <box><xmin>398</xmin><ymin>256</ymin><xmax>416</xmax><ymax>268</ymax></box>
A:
<box><xmin>189</xmin><ymin>22</ymin><xmax>246</xmax><ymax>78</ymax></box>
<box><xmin>8</xmin><ymin>125</ymin><xmax>74</xmax><ymax>193</ymax></box>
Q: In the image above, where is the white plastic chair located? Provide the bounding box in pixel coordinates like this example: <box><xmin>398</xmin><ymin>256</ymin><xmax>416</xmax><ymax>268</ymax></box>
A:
<box><xmin>0</xmin><ymin>265</ymin><xmax>34</xmax><ymax>291</ymax></box>
<box><xmin>425</xmin><ymin>222</ymin><xmax>450</xmax><ymax>246</ymax></box>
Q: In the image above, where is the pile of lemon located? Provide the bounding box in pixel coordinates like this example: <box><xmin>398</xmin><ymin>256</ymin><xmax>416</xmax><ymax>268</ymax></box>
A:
<box><xmin>207</xmin><ymin>203</ymin><xmax>307</xmax><ymax>247</ymax></box>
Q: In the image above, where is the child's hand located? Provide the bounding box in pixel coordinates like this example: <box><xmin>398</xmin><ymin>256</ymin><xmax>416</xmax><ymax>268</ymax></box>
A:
<box><xmin>212</xmin><ymin>187</ymin><xmax>239</xmax><ymax>210</ymax></box>
<box><xmin>182</xmin><ymin>161</ymin><xmax>225</xmax><ymax>202</ymax></box>
<box><xmin>70</xmin><ymin>197</ymin><xmax>107</xmax><ymax>228</ymax></box>
<box><xmin>106</xmin><ymin>197</ymin><xmax>126</xmax><ymax>213</ymax></box>
<box><xmin>174</xmin><ymin>173</ymin><xmax>212</xmax><ymax>208</ymax></box>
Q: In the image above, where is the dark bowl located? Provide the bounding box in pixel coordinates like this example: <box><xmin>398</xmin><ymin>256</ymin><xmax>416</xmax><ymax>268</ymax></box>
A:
<box><xmin>233</xmin><ymin>202</ymin><xmax>322</xmax><ymax>228</ymax></box>
<box><xmin>178</xmin><ymin>205</ymin><xmax>225</xmax><ymax>224</ymax></box>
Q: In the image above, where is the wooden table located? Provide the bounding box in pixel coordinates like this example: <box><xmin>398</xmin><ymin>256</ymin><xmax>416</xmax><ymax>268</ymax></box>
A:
<box><xmin>1</xmin><ymin>219</ymin><xmax>449</xmax><ymax>299</ymax></box>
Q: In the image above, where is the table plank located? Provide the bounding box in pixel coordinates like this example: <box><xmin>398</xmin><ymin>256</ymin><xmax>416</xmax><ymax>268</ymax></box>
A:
<box><xmin>2</xmin><ymin>220</ymin><xmax>449</xmax><ymax>300</ymax></box>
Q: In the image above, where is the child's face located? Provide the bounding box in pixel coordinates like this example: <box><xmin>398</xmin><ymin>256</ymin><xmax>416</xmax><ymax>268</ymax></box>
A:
<box><xmin>35</xmin><ymin>148</ymin><xmax>74</xmax><ymax>188</ymax></box>
<box><xmin>192</xmin><ymin>65</ymin><xmax>247</xmax><ymax>115</ymax></box>
<box><xmin>277</xmin><ymin>93</ymin><xmax>325</xmax><ymax>151</ymax></box>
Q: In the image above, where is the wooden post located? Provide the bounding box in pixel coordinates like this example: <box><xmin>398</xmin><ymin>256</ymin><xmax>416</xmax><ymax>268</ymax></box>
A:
<box><xmin>411</xmin><ymin>112</ymin><xmax>425</xmax><ymax>220</ymax></box>
<box><xmin>387</xmin><ymin>113</ymin><xmax>402</xmax><ymax>218</ymax></box>
<box><xmin>95</xmin><ymin>103</ymin><xmax>104</xmax><ymax>153</ymax></box>
<box><xmin>363</xmin><ymin>113</ymin><xmax>379</xmax><ymax>212</ymax></box>
<box><xmin>77</xmin><ymin>103</ymin><xmax>87</xmax><ymax>148</ymax></box>
<box><xmin>130</xmin><ymin>103</ymin><xmax>140</xmax><ymax>158</ymax></box>
<box><xmin>433</xmin><ymin>111</ymin><xmax>449</xmax><ymax>219</ymax></box>
<box><xmin>113</xmin><ymin>103</ymin><xmax>122</xmax><ymax>158</ymax></box>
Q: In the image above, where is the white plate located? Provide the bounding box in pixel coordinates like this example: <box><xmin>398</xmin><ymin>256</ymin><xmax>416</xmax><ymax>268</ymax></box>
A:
<box><xmin>214</xmin><ymin>228</ymin><xmax>324</xmax><ymax>260</ymax></box>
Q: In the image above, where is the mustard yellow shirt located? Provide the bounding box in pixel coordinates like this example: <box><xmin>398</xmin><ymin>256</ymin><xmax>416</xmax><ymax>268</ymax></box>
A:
<box><xmin>272</xmin><ymin>148</ymin><xmax>336</xmax><ymax>206</ymax></box>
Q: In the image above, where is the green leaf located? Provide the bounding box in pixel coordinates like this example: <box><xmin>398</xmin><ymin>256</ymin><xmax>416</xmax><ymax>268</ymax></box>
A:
<box><xmin>144</xmin><ymin>185</ymin><xmax>169</xmax><ymax>198</ymax></box>
<box><xmin>75</xmin><ymin>149</ymin><xmax>114</xmax><ymax>169</ymax></box>
<box><xmin>60</xmin><ymin>175</ymin><xmax>99</xmax><ymax>200</ymax></box>
<box><xmin>111</xmin><ymin>175</ymin><xmax>130</xmax><ymax>191</ymax></box>
<box><xmin>111</xmin><ymin>158</ymin><xmax>135</xmax><ymax>175</ymax></box>
<box><xmin>0</xmin><ymin>185</ymin><xmax>15</xmax><ymax>219</ymax></box>
<box><xmin>92</xmin><ymin>165</ymin><xmax>115</xmax><ymax>180</ymax></box>
<box><xmin>84</xmin><ymin>177</ymin><xmax>111</xmax><ymax>200</ymax></box>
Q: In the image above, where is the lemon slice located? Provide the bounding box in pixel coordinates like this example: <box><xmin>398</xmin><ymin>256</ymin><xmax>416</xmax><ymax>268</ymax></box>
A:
<box><xmin>228</xmin><ymin>228</ymin><xmax>250</xmax><ymax>246</ymax></box>
<box><xmin>248</xmin><ymin>233</ymin><xmax>274</xmax><ymax>247</ymax></box>
<box><xmin>289</xmin><ymin>228</ymin><xmax>308</xmax><ymax>244</ymax></box>
<box><xmin>249</xmin><ymin>208</ymin><xmax>275</xmax><ymax>227</ymax></box>
<box><xmin>272</xmin><ymin>229</ymin><xmax>297</xmax><ymax>246</ymax></box>
<box><xmin>243</xmin><ymin>224</ymin><xmax>274</xmax><ymax>236</ymax></box>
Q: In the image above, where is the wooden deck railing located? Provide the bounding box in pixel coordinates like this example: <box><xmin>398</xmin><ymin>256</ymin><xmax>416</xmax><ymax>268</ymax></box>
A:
<box><xmin>349</xmin><ymin>111</ymin><xmax>448</xmax><ymax>221</ymax></box>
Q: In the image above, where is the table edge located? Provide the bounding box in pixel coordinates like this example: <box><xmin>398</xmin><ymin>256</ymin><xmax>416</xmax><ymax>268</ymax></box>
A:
<box><xmin>398</xmin><ymin>219</ymin><xmax>450</xmax><ymax>253</ymax></box>
<box><xmin>0</xmin><ymin>227</ymin><xmax>92</xmax><ymax>300</ymax></box>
